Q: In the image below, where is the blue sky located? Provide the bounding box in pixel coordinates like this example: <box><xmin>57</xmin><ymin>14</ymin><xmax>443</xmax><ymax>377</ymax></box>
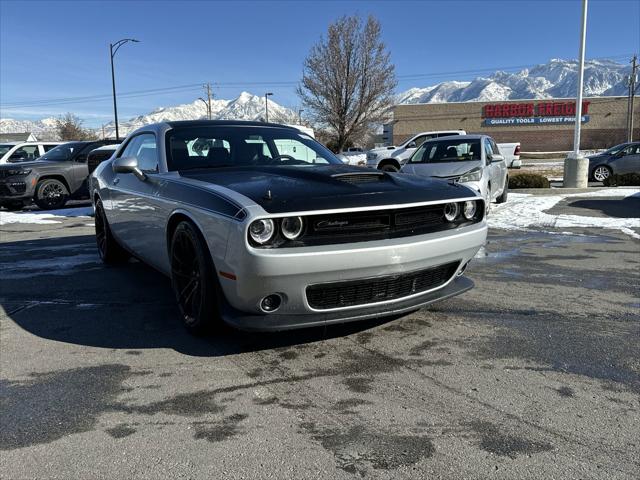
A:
<box><xmin>1</xmin><ymin>0</ymin><xmax>638</xmax><ymax>127</ymax></box>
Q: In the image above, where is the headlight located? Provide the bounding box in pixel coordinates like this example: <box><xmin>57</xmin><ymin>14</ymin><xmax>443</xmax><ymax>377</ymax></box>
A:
<box><xmin>5</xmin><ymin>169</ymin><xmax>31</xmax><ymax>176</ymax></box>
<box><xmin>458</xmin><ymin>168</ymin><xmax>482</xmax><ymax>183</ymax></box>
<box><xmin>281</xmin><ymin>216</ymin><xmax>304</xmax><ymax>240</ymax></box>
<box><xmin>463</xmin><ymin>200</ymin><xmax>477</xmax><ymax>220</ymax></box>
<box><xmin>249</xmin><ymin>219</ymin><xmax>275</xmax><ymax>244</ymax></box>
<box><xmin>443</xmin><ymin>202</ymin><xmax>460</xmax><ymax>222</ymax></box>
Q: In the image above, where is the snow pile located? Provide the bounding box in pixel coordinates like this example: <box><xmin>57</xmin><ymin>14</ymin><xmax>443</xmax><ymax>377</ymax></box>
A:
<box><xmin>488</xmin><ymin>189</ymin><xmax>640</xmax><ymax>238</ymax></box>
<box><xmin>0</xmin><ymin>206</ymin><xmax>93</xmax><ymax>225</ymax></box>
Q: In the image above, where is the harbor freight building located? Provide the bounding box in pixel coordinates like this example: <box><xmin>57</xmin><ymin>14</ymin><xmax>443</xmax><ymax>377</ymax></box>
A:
<box><xmin>389</xmin><ymin>96</ymin><xmax>638</xmax><ymax>152</ymax></box>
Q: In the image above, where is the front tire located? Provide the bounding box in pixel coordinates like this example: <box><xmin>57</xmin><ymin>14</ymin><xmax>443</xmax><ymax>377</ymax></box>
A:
<box><xmin>379</xmin><ymin>162</ymin><xmax>399</xmax><ymax>172</ymax></box>
<box><xmin>170</xmin><ymin>221</ymin><xmax>222</xmax><ymax>335</ymax></box>
<box><xmin>35</xmin><ymin>178</ymin><xmax>69</xmax><ymax>210</ymax></box>
<box><xmin>95</xmin><ymin>200</ymin><xmax>130</xmax><ymax>264</ymax></box>
<box><xmin>496</xmin><ymin>177</ymin><xmax>508</xmax><ymax>204</ymax></box>
<box><xmin>592</xmin><ymin>165</ymin><xmax>611</xmax><ymax>182</ymax></box>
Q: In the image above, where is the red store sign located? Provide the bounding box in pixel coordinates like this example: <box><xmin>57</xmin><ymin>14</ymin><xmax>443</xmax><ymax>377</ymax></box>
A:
<box><xmin>483</xmin><ymin>101</ymin><xmax>591</xmax><ymax>118</ymax></box>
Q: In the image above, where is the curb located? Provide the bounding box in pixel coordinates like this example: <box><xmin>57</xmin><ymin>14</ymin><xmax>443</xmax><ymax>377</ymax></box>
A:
<box><xmin>511</xmin><ymin>187</ymin><xmax>637</xmax><ymax>195</ymax></box>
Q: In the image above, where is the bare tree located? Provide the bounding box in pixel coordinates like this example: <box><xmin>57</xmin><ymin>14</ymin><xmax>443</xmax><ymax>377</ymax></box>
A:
<box><xmin>55</xmin><ymin>113</ymin><xmax>97</xmax><ymax>141</ymax></box>
<box><xmin>298</xmin><ymin>15</ymin><xmax>396</xmax><ymax>152</ymax></box>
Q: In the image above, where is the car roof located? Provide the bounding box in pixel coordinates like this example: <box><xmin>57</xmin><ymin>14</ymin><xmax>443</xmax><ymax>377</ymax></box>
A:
<box><xmin>164</xmin><ymin>120</ymin><xmax>300</xmax><ymax>130</ymax></box>
<box><xmin>0</xmin><ymin>141</ymin><xmax>62</xmax><ymax>146</ymax></box>
<box><xmin>423</xmin><ymin>134</ymin><xmax>486</xmax><ymax>141</ymax></box>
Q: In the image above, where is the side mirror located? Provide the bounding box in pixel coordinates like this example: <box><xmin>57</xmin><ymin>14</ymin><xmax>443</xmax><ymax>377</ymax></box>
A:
<box><xmin>112</xmin><ymin>156</ymin><xmax>147</xmax><ymax>181</ymax></box>
<box><xmin>491</xmin><ymin>154</ymin><xmax>505</xmax><ymax>163</ymax></box>
<box><xmin>406</xmin><ymin>141</ymin><xmax>417</xmax><ymax>149</ymax></box>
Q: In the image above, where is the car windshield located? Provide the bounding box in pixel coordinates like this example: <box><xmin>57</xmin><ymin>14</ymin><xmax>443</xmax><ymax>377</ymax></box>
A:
<box><xmin>602</xmin><ymin>143</ymin><xmax>627</xmax><ymax>155</ymax></box>
<box><xmin>410</xmin><ymin>139</ymin><xmax>481</xmax><ymax>163</ymax></box>
<box><xmin>0</xmin><ymin>144</ymin><xmax>14</xmax><ymax>156</ymax></box>
<box><xmin>166</xmin><ymin>126</ymin><xmax>341</xmax><ymax>171</ymax></box>
<box><xmin>39</xmin><ymin>142</ymin><xmax>83</xmax><ymax>161</ymax></box>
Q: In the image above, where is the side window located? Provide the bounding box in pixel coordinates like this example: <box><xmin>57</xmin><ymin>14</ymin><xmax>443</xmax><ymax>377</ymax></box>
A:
<box><xmin>43</xmin><ymin>144</ymin><xmax>59</xmax><ymax>152</ymax></box>
<box><xmin>410</xmin><ymin>135</ymin><xmax>427</xmax><ymax>148</ymax></box>
<box><xmin>273</xmin><ymin>138</ymin><xmax>328</xmax><ymax>164</ymax></box>
<box><xmin>9</xmin><ymin>145</ymin><xmax>40</xmax><ymax>162</ymax></box>
<box><xmin>120</xmin><ymin>134</ymin><xmax>158</xmax><ymax>172</ymax></box>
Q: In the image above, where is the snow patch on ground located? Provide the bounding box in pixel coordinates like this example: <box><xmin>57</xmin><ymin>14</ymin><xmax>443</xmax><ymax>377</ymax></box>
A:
<box><xmin>488</xmin><ymin>188</ymin><xmax>640</xmax><ymax>238</ymax></box>
<box><xmin>0</xmin><ymin>207</ymin><xmax>93</xmax><ymax>225</ymax></box>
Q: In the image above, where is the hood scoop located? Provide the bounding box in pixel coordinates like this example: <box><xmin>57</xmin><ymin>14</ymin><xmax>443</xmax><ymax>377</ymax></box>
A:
<box><xmin>331</xmin><ymin>172</ymin><xmax>387</xmax><ymax>185</ymax></box>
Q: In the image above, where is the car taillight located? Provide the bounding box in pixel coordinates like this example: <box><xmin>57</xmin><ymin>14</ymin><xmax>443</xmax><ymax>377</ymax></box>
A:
<box><xmin>514</xmin><ymin>145</ymin><xmax>521</xmax><ymax>156</ymax></box>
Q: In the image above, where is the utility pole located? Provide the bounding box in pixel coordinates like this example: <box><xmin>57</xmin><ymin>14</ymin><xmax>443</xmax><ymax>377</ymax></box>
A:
<box><xmin>204</xmin><ymin>83</ymin><xmax>213</xmax><ymax>120</ymax></box>
<box><xmin>265</xmin><ymin>92</ymin><xmax>273</xmax><ymax>122</ymax></box>
<box><xmin>102</xmin><ymin>124</ymin><xmax>106</xmax><ymax>140</ymax></box>
<box><xmin>627</xmin><ymin>55</ymin><xmax>638</xmax><ymax>142</ymax></box>
<box><xmin>563</xmin><ymin>0</ymin><xmax>589</xmax><ymax>188</ymax></box>
<box><xmin>298</xmin><ymin>108</ymin><xmax>304</xmax><ymax>124</ymax></box>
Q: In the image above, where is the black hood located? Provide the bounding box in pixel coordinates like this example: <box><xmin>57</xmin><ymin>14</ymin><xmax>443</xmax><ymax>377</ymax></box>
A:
<box><xmin>179</xmin><ymin>165</ymin><xmax>476</xmax><ymax>213</ymax></box>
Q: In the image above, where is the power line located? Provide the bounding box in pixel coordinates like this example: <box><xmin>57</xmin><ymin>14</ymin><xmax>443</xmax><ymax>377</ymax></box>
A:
<box><xmin>1</xmin><ymin>54</ymin><xmax>634</xmax><ymax>110</ymax></box>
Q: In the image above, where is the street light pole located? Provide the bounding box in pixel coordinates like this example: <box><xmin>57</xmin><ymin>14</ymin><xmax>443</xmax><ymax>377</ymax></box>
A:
<box><xmin>563</xmin><ymin>0</ymin><xmax>589</xmax><ymax>188</ymax></box>
<box><xmin>265</xmin><ymin>92</ymin><xmax>273</xmax><ymax>122</ymax></box>
<box><xmin>110</xmin><ymin>38</ymin><xmax>139</xmax><ymax>141</ymax></box>
<box><xmin>298</xmin><ymin>108</ymin><xmax>304</xmax><ymax>124</ymax></box>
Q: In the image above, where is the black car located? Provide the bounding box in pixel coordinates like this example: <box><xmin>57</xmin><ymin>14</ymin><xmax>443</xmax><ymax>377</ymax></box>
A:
<box><xmin>587</xmin><ymin>142</ymin><xmax>640</xmax><ymax>182</ymax></box>
<box><xmin>0</xmin><ymin>139</ymin><xmax>119</xmax><ymax>211</ymax></box>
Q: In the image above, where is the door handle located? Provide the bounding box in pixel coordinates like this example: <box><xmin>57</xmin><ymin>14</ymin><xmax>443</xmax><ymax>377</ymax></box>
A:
<box><xmin>112</xmin><ymin>178</ymin><xmax>120</xmax><ymax>185</ymax></box>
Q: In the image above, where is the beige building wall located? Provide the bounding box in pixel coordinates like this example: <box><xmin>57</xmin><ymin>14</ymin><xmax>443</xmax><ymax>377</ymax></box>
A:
<box><xmin>392</xmin><ymin>96</ymin><xmax>639</xmax><ymax>151</ymax></box>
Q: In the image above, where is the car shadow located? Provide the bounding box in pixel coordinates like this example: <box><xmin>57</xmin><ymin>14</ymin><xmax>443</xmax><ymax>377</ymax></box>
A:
<box><xmin>560</xmin><ymin>197</ymin><xmax>640</xmax><ymax>219</ymax></box>
<box><xmin>1</xmin><ymin>235</ymin><xmax>405</xmax><ymax>357</ymax></box>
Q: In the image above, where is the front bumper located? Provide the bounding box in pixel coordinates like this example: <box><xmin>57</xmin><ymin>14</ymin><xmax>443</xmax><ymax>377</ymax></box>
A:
<box><xmin>222</xmin><ymin>275</ymin><xmax>474</xmax><ymax>331</ymax></box>
<box><xmin>218</xmin><ymin>221</ymin><xmax>486</xmax><ymax>330</ymax></box>
<box><xmin>0</xmin><ymin>177</ymin><xmax>33</xmax><ymax>201</ymax></box>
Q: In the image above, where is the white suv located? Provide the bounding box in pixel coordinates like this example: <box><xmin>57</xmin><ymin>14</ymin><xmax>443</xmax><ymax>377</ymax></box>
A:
<box><xmin>0</xmin><ymin>142</ymin><xmax>63</xmax><ymax>164</ymax></box>
<box><xmin>366</xmin><ymin>130</ymin><xmax>466</xmax><ymax>171</ymax></box>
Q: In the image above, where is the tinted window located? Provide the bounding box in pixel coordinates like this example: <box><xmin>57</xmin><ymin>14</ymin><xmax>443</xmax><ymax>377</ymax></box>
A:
<box><xmin>410</xmin><ymin>139</ymin><xmax>481</xmax><ymax>163</ymax></box>
<box><xmin>165</xmin><ymin>126</ymin><xmax>340</xmax><ymax>171</ymax></box>
<box><xmin>43</xmin><ymin>144</ymin><xmax>59</xmax><ymax>152</ymax></box>
<box><xmin>120</xmin><ymin>134</ymin><xmax>158</xmax><ymax>172</ymax></box>
<box><xmin>39</xmin><ymin>142</ymin><xmax>85</xmax><ymax>162</ymax></box>
<box><xmin>0</xmin><ymin>145</ymin><xmax>14</xmax><ymax>157</ymax></box>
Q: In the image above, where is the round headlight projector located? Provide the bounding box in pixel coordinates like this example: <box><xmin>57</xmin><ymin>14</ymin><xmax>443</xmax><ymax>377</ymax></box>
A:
<box><xmin>463</xmin><ymin>200</ymin><xmax>477</xmax><ymax>220</ymax></box>
<box><xmin>281</xmin><ymin>216</ymin><xmax>304</xmax><ymax>240</ymax></box>
<box><xmin>444</xmin><ymin>202</ymin><xmax>460</xmax><ymax>222</ymax></box>
<box><xmin>249</xmin><ymin>219</ymin><xmax>275</xmax><ymax>244</ymax></box>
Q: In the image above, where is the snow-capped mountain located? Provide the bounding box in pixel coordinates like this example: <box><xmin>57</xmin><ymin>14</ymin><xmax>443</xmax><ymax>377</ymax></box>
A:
<box><xmin>0</xmin><ymin>91</ymin><xmax>298</xmax><ymax>140</ymax></box>
<box><xmin>103</xmin><ymin>91</ymin><xmax>298</xmax><ymax>137</ymax></box>
<box><xmin>396</xmin><ymin>58</ymin><xmax>631</xmax><ymax>104</ymax></box>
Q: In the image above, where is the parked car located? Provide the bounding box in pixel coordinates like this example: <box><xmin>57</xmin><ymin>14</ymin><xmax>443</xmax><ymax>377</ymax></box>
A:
<box><xmin>337</xmin><ymin>147</ymin><xmax>367</xmax><ymax>166</ymax></box>
<box><xmin>87</xmin><ymin>144</ymin><xmax>120</xmax><ymax>175</ymax></box>
<box><xmin>400</xmin><ymin>135</ymin><xmax>508</xmax><ymax>213</ymax></box>
<box><xmin>0</xmin><ymin>139</ymin><xmax>119</xmax><ymax>210</ymax></box>
<box><xmin>496</xmin><ymin>142</ymin><xmax>521</xmax><ymax>168</ymax></box>
<box><xmin>0</xmin><ymin>141</ymin><xmax>63</xmax><ymax>164</ymax></box>
<box><xmin>366</xmin><ymin>130</ymin><xmax>466</xmax><ymax>171</ymax></box>
<box><xmin>587</xmin><ymin>141</ymin><xmax>640</xmax><ymax>182</ymax></box>
<box><xmin>90</xmin><ymin>120</ymin><xmax>487</xmax><ymax>334</ymax></box>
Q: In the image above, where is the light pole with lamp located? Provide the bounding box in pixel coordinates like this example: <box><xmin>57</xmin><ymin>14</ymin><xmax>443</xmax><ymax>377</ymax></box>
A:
<box><xmin>265</xmin><ymin>92</ymin><xmax>273</xmax><ymax>122</ymax></box>
<box><xmin>110</xmin><ymin>38</ymin><xmax>140</xmax><ymax>141</ymax></box>
<box><xmin>563</xmin><ymin>0</ymin><xmax>589</xmax><ymax>188</ymax></box>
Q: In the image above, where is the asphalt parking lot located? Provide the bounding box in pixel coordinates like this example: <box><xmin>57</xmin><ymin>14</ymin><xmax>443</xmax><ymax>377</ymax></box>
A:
<box><xmin>1</xmin><ymin>199</ymin><xmax>639</xmax><ymax>479</ymax></box>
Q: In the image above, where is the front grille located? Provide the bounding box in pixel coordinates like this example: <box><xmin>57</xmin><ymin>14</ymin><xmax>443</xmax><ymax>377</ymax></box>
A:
<box><xmin>303</xmin><ymin>203</ymin><xmax>456</xmax><ymax>245</ymax></box>
<box><xmin>306</xmin><ymin>261</ymin><xmax>460</xmax><ymax>310</ymax></box>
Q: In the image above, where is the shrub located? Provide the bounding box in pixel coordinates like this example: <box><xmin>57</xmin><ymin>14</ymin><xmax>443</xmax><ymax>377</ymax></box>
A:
<box><xmin>509</xmin><ymin>173</ymin><xmax>550</xmax><ymax>189</ymax></box>
<box><xmin>603</xmin><ymin>173</ymin><xmax>640</xmax><ymax>187</ymax></box>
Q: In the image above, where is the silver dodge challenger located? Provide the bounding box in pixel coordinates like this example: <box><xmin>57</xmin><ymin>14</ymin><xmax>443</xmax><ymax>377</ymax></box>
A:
<box><xmin>90</xmin><ymin>120</ymin><xmax>487</xmax><ymax>333</ymax></box>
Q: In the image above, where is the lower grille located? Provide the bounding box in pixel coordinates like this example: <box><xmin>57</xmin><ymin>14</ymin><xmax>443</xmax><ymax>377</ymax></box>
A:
<box><xmin>306</xmin><ymin>261</ymin><xmax>460</xmax><ymax>310</ymax></box>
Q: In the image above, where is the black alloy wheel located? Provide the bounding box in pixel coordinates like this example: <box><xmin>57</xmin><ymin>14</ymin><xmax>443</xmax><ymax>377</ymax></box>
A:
<box><xmin>170</xmin><ymin>221</ymin><xmax>222</xmax><ymax>335</ymax></box>
<box><xmin>94</xmin><ymin>200</ymin><xmax>129</xmax><ymax>264</ymax></box>
<box><xmin>35</xmin><ymin>179</ymin><xmax>68</xmax><ymax>210</ymax></box>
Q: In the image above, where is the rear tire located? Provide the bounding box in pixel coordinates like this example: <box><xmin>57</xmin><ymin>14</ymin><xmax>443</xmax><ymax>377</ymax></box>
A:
<box><xmin>35</xmin><ymin>178</ymin><xmax>68</xmax><ymax>210</ymax></box>
<box><xmin>94</xmin><ymin>200</ymin><xmax>130</xmax><ymax>264</ymax></box>
<box><xmin>496</xmin><ymin>177</ymin><xmax>508</xmax><ymax>204</ymax></box>
<box><xmin>170</xmin><ymin>221</ymin><xmax>223</xmax><ymax>335</ymax></box>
